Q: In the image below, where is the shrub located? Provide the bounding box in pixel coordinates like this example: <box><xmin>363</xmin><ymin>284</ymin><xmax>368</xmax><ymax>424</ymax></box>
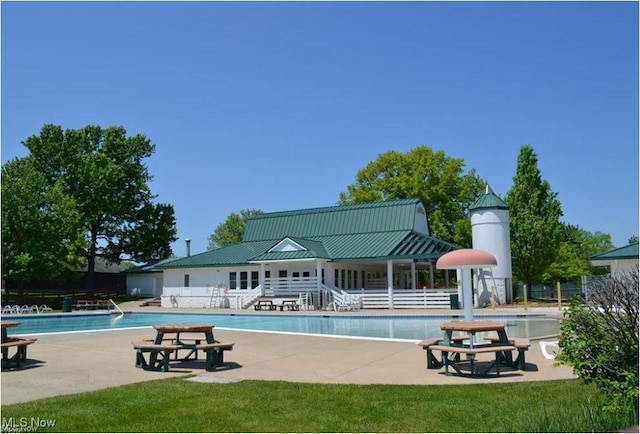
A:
<box><xmin>556</xmin><ymin>267</ymin><xmax>639</xmax><ymax>420</ymax></box>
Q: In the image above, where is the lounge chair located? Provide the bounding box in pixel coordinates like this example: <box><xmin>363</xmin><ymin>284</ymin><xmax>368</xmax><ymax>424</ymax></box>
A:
<box><xmin>1</xmin><ymin>305</ymin><xmax>14</xmax><ymax>315</ymax></box>
<box><xmin>297</xmin><ymin>292</ymin><xmax>314</xmax><ymax>311</ymax></box>
<box><xmin>38</xmin><ymin>304</ymin><xmax>53</xmax><ymax>313</ymax></box>
<box><xmin>539</xmin><ymin>341</ymin><xmax>560</xmax><ymax>360</ymax></box>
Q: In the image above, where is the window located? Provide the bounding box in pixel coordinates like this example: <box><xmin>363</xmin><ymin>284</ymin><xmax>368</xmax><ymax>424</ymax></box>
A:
<box><xmin>184</xmin><ymin>274</ymin><xmax>190</xmax><ymax>287</ymax></box>
<box><xmin>229</xmin><ymin>272</ymin><xmax>237</xmax><ymax>290</ymax></box>
<box><xmin>251</xmin><ymin>271</ymin><xmax>259</xmax><ymax>288</ymax></box>
<box><xmin>279</xmin><ymin>270</ymin><xmax>287</xmax><ymax>278</ymax></box>
<box><xmin>240</xmin><ymin>272</ymin><xmax>248</xmax><ymax>289</ymax></box>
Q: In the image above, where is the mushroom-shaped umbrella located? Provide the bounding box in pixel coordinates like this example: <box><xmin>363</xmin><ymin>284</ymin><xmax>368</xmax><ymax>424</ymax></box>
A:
<box><xmin>436</xmin><ymin>249</ymin><xmax>497</xmax><ymax>320</ymax></box>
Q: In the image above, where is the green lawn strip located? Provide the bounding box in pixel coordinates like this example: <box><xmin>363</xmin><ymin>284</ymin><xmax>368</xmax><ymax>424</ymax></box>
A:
<box><xmin>1</xmin><ymin>378</ymin><xmax>632</xmax><ymax>432</ymax></box>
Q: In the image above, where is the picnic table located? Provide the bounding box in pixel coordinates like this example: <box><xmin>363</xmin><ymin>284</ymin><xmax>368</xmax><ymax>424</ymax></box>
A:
<box><xmin>132</xmin><ymin>323</ymin><xmax>234</xmax><ymax>372</ymax></box>
<box><xmin>1</xmin><ymin>320</ymin><xmax>37</xmax><ymax>370</ymax></box>
<box><xmin>254</xmin><ymin>299</ymin><xmax>277</xmax><ymax>311</ymax></box>
<box><xmin>421</xmin><ymin>321</ymin><xmax>517</xmax><ymax>376</ymax></box>
<box><xmin>279</xmin><ymin>300</ymin><xmax>300</xmax><ymax>311</ymax></box>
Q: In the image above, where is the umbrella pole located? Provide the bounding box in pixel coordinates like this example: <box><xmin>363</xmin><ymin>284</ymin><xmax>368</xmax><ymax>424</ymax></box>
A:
<box><xmin>461</xmin><ymin>268</ymin><xmax>473</xmax><ymax>321</ymax></box>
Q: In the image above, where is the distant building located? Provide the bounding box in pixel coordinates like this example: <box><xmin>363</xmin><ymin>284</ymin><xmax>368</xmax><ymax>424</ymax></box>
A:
<box><xmin>589</xmin><ymin>242</ymin><xmax>639</xmax><ymax>275</ymax></box>
<box><xmin>157</xmin><ymin>199</ymin><xmax>460</xmax><ymax>309</ymax></box>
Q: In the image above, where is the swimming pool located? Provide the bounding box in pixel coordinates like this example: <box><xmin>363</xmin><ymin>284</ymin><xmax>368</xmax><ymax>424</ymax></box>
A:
<box><xmin>7</xmin><ymin>312</ymin><xmax>560</xmax><ymax>341</ymax></box>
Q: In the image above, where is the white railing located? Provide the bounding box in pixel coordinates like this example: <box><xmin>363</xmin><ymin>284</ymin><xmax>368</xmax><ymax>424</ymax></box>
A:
<box><xmin>339</xmin><ymin>288</ymin><xmax>458</xmax><ymax>309</ymax></box>
<box><xmin>162</xmin><ymin>284</ymin><xmax>458</xmax><ymax>310</ymax></box>
<box><xmin>263</xmin><ymin>277</ymin><xmax>318</xmax><ymax>296</ymax></box>
<box><xmin>240</xmin><ymin>285</ymin><xmax>263</xmax><ymax>309</ymax></box>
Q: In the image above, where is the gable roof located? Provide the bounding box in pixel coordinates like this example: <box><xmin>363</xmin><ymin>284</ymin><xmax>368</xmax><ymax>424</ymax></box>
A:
<box><xmin>242</xmin><ymin>198</ymin><xmax>426</xmax><ymax>241</ymax></box>
<box><xmin>161</xmin><ymin>199</ymin><xmax>458</xmax><ymax>269</ymax></box>
<box><xmin>590</xmin><ymin>242</ymin><xmax>639</xmax><ymax>261</ymax></box>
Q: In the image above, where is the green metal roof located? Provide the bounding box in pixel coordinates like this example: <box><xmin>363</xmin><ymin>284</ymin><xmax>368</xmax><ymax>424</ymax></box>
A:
<box><xmin>160</xmin><ymin>200</ymin><xmax>459</xmax><ymax>269</ymax></box>
<box><xmin>161</xmin><ymin>241</ymin><xmax>274</xmax><ymax>268</ymax></box>
<box><xmin>590</xmin><ymin>242</ymin><xmax>639</xmax><ymax>261</ymax></box>
<box><xmin>469</xmin><ymin>185</ymin><xmax>509</xmax><ymax>211</ymax></box>
<box><xmin>125</xmin><ymin>257</ymin><xmax>182</xmax><ymax>273</ymax></box>
<box><xmin>243</xmin><ymin>199</ymin><xmax>423</xmax><ymax>241</ymax></box>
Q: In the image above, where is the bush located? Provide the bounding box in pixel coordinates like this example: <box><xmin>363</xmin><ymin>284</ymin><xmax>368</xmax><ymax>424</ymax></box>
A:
<box><xmin>556</xmin><ymin>267</ymin><xmax>639</xmax><ymax>420</ymax></box>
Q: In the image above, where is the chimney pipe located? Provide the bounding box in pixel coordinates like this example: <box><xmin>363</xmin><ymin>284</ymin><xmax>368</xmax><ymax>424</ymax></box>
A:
<box><xmin>185</xmin><ymin>238</ymin><xmax>191</xmax><ymax>257</ymax></box>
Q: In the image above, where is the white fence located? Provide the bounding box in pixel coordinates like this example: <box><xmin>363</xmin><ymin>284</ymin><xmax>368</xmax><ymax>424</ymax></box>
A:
<box><xmin>162</xmin><ymin>284</ymin><xmax>459</xmax><ymax>310</ymax></box>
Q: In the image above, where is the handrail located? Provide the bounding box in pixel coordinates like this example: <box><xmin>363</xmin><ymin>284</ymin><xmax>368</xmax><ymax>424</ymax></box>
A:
<box><xmin>109</xmin><ymin>299</ymin><xmax>124</xmax><ymax>315</ymax></box>
<box><xmin>241</xmin><ymin>285</ymin><xmax>263</xmax><ymax>309</ymax></box>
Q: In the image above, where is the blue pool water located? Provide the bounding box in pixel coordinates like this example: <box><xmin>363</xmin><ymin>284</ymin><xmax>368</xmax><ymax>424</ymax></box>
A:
<box><xmin>7</xmin><ymin>312</ymin><xmax>560</xmax><ymax>341</ymax></box>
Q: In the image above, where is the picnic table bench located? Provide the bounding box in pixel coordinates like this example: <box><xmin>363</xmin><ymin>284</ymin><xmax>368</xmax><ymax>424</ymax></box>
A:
<box><xmin>254</xmin><ymin>299</ymin><xmax>277</xmax><ymax>311</ymax></box>
<box><xmin>1</xmin><ymin>337</ymin><xmax>37</xmax><ymax>370</ymax></box>
<box><xmin>74</xmin><ymin>300</ymin><xmax>112</xmax><ymax>310</ymax></box>
<box><xmin>429</xmin><ymin>343</ymin><xmax>517</xmax><ymax>376</ymax></box>
<box><xmin>278</xmin><ymin>300</ymin><xmax>300</xmax><ymax>311</ymax></box>
<box><xmin>133</xmin><ymin>324</ymin><xmax>235</xmax><ymax>372</ymax></box>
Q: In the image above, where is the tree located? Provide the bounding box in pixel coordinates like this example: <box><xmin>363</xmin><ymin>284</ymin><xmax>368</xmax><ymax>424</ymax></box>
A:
<box><xmin>557</xmin><ymin>268</ymin><xmax>639</xmax><ymax>419</ymax></box>
<box><xmin>1</xmin><ymin>157</ymin><xmax>85</xmax><ymax>289</ymax></box>
<box><xmin>208</xmin><ymin>209</ymin><xmax>263</xmax><ymax>250</ymax></box>
<box><xmin>338</xmin><ymin>146</ymin><xmax>485</xmax><ymax>246</ymax></box>
<box><xmin>628</xmin><ymin>235</ymin><xmax>638</xmax><ymax>244</ymax></box>
<box><xmin>3</xmin><ymin>124</ymin><xmax>178</xmax><ymax>289</ymax></box>
<box><xmin>543</xmin><ymin>224</ymin><xmax>614</xmax><ymax>284</ymax></box>
<box><xmin>505</xmin><ymin>145</ymin><xmax>563</xmax><ymax>295</ymax></box>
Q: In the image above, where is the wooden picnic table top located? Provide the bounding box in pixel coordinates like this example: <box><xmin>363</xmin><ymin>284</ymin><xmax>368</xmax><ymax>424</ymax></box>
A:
<box><xmin>440</xmin><ymin>320</ymin><xmax>505</xmax><ymax>333</ymax></box>
<box><xmin>1</xmin><ymin>321</ymin><xmax>20</xmax><ymax>329</ymax></box>
<box><xmin>153</xmin><ymin>324</ymin><xmax>214</xmax><ymax>334</ymax></box>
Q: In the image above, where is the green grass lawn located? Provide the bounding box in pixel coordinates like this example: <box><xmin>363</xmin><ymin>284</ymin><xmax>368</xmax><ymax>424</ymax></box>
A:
<box><xmin>1</xmin><ymin>378</ymin><xmax>636</xmax><ymax>432</ymax></box>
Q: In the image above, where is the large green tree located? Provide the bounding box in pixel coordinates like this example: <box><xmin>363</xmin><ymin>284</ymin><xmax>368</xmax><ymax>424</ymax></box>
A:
<box><xmin>338</xmin><ymin>146</ymin><xmax>485</xmax><ymax>246</ymax></box>
<box><xmin>506</xmin><ymin>145</ymin><xmax>563</xmax><ymax>295</ymax></box>
<box><xmin>1</xmin><ymin>157</ymin><xmax>85</xmax><ymax>288</ymax></box>
<box><xmin>543</xmin><ymin>224</ymin><xmax>614</xmax><ymax>284</ymax></box>
<box><xmin>208</xmin><ymin>209</ymin><xmax>263</xmax><ymax>250</ymax></box>
<box><xmin>2</xmin><ymin>124</ymin><xmax>178</xmax><ymax>289</ymax></box>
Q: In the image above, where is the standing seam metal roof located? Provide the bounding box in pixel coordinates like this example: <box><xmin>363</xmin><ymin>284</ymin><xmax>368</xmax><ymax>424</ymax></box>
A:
<box><xmin>160</xmin><ymin>199</ymin><xmax>459</xmax><ymax>269</ymax></box>
<box><xmin>242</xmin><ymin>199</ymin><xmax>421</xmax><ymax>241</ymax></box>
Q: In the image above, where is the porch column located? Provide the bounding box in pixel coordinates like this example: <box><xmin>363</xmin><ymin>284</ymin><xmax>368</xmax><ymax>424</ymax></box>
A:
<box><xmin>387</xmin><ymin>260</ymin><xmax>394</xmax><ymax>309</ymax></box>
<box><xmin>430</xmin><ymin>263</ymin><xmax>435</xmax><ymax>289</ymax></box>
<box><xmin>260</xmin><ymin>263</ymin><xmax>266</xmax><ymax>296</ymax></box>
<box><xmin>410</xmin><ymin>262</ymin><xmax>416</xmax><ymax>290</ymax></box>
<box><xmin>315</xmin><ymin>260</ymin><xmax>322</xmax><ymax>289</ymax></box>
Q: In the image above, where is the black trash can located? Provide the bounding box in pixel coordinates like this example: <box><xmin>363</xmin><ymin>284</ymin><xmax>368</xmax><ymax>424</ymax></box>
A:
<box><xmin>62</xmin><ymin>297</ymin><xmax>73</xmax><ymax>312</ymax></box>
<box><xmin>449</xmin><ymin>294</ymin><xmax>459</xmax><ymax>310</ymax></box>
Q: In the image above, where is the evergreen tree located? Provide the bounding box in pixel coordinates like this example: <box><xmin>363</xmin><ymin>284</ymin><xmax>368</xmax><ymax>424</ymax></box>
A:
<box><xmin>506</xmin><ymin>145</ymin><xmax>563</xmax><ymax>296</ymax></box>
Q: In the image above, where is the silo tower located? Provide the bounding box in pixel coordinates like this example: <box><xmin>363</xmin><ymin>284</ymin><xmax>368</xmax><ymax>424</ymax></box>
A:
<box><xmin>469</xmin><ymin>185</ymin><xmax>513</xmax><ymax>305</ymax></box>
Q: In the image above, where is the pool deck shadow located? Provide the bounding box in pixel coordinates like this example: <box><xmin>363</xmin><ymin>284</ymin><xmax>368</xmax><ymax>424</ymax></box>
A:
<box><xmin>1</xmin><ymin>305</ymin><xmax>576</xmax><ymax>405</ymax></box>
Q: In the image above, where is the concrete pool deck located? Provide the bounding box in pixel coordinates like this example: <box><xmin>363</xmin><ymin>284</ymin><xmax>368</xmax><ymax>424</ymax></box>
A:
<box><xmin>1</xmin><ymin>303</ymin><xmax>576</xmax><ymax>405</ymax></box>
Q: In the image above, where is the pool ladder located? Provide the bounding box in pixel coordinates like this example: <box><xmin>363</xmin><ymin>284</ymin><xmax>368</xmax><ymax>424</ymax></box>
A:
<box><xmin>109</xmin><ymin>299</ymin><xmax>124</xmax><ymax>315</ymax></box>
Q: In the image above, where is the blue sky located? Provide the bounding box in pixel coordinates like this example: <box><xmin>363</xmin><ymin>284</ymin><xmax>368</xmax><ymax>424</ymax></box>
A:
<box><xmin>2</xmin><ymin>1</ymin><xmax>638</xmax><ymax>256</ymax></box>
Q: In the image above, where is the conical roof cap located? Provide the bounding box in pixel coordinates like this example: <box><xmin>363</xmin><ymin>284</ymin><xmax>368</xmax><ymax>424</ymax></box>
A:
<box><xmin>469</xmin><ymin>185</ymin><xmax>509</xmax><ymax>211</ymax></box>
